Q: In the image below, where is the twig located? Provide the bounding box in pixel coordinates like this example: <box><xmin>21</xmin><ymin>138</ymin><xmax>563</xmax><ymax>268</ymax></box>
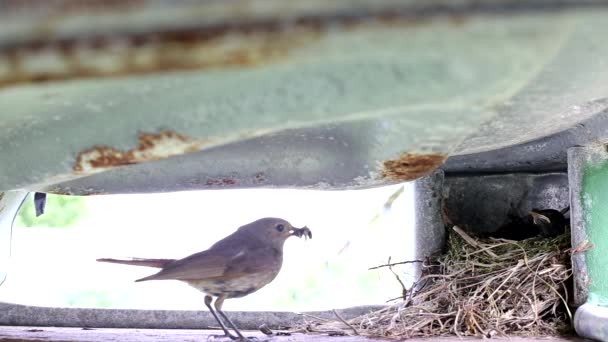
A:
<box><xmin>386</xmin><ymin>295</ymin><xmax>405</xmax><ymax>303</ymax></box>
<box><xmin>258</xmin><ymin>324</ymin><xmax>274</xmax><ymax>336</ymax></box>
<box><xmin>297</xmin><ymin>312</ymin><xmax>331</xmax><ymax>322</ymax></box>
<box><xmin>453</xmin><ymin>226</ymin><xmax>499</xmax><ymax>259</ymax></box>
<box><xmin>384</xmin><ymin>256</ymin><xmax>409</xmax><ymax>300</ymax></box>
<box><xmin>525</xmin><ymin>255</ymin><xmax>574</xmax><ymax>322</ymax></box>
<box><xmin>332</xmin><ymin>309</ymin><xmax>359</xmax><ymax>336</ymax></box>
<box><xmin>488</xmin><ymin>259</ymin><xmax>524</xmax><ymax>300</ymax></box>
<box><xmin>369</xmin><ymin>259</ymin><xmax>424</xmax><ymax>270</ymax></box>
<box><xmin>571</xmin><ymin>239</ymin><xmax>593</xmax><ymax>254</ymax></box>
<box><xmin>294</xmin><ymin>229</ymin><xmax>572</xmax><ymax>338</ymax></box>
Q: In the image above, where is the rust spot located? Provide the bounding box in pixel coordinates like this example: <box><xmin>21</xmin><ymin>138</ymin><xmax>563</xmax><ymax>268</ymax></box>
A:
<box><xmin>205</xmin><ymin>178</ymin><xmax>237</xmax><ymax>186</ymax></box>
<box><xmin>253</xmin><ymin>172</ymin><xmax>266</xmax><ymax>184</ymax></box>
<box><xmin>79</xmin><ymin>191</ymin><xmax>108</xmax><ymax>196</ymax></box>
<box><xmin>381</xmin><ymin>153</ymin><xmax>447</xmax><ymax>181</ymax></box>
<box><xmin>0</xmin><ymin>0</ymin><xmax>144</xmax><ymax>14</ymax></box>
<box><xmin>42</xmin><ymin>184</ymin><xmax>110</xmax><ymax>196</ymax></box>
<box><xmin>0</xmin><ymin>22</ymin><xmax>322</xmax><ymax>88</ymax></box>
<box><xmin>73</xmin><ymin>130</ymin><xmax>203</xmax><ymax>173</ymax></box>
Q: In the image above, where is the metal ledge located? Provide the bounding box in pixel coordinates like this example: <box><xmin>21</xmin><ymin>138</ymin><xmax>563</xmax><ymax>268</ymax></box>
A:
<box><xmin>444</xmin><ymin>104</ymin><xmax>608</xmax><ymax>174</ymax></box>
<box><xmin>574</xmin><ymin>303</ymin><xmax>608</xmax><ymax>341</ymax></box>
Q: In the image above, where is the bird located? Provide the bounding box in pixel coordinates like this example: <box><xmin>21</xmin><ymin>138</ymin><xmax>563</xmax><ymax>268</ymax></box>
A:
<box><xmin>97</xmin><ymin>217</ymin><xmax>312</xmax><ymax>340</ymax></box>
<box><xmin>489</xmin><ymin>207</ymin><xmax>568</xmax><ymax>240</ymax></box>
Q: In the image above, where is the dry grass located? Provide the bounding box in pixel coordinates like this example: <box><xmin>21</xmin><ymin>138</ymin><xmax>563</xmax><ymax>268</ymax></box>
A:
<box><xmin>299</xmin><ymin>226</ymin><xmax>574</xmax><ymax>339</ymax></box>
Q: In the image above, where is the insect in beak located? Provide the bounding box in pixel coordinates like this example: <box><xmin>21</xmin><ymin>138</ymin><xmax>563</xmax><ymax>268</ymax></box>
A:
<box><xmin>290</xmin><ymin>226</ymin><xmax>312</xmax><ymax>240</ymax></box>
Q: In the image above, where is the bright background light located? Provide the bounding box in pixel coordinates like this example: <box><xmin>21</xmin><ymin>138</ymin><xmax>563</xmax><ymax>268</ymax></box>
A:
<box><xmin>0</xmin><ymin>184</ymin><xmax>416</xmax><ymax>312</ymax></box>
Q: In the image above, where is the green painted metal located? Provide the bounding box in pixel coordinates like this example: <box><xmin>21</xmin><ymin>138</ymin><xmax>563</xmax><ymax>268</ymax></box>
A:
<box><xmin>3</xmin><ymin>4</ymin><xmax>608</xmax><ymax>193</ymax></box>
<box><xmin>582</xmin><ymin>159</ymin><xmax>608</xmax><ymax>306</ymax></box>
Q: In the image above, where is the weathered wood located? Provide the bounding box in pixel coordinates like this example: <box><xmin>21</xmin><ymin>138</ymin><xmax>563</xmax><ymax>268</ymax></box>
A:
<box><xmin>0</xmin><ymin>326</ymin><xmax>591</xmax><ymax>342</ymax></box>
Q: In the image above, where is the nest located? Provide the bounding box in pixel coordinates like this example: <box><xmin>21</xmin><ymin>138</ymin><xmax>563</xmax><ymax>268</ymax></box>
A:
<box><xmin>300</xmin><ymin>226</ymin><xmax>575</xmax><ymax>339</ymax></box>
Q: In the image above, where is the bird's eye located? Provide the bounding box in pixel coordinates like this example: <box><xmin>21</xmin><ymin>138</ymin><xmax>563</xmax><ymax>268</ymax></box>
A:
<box><xmin>276</xmin><ymin>224</ymin><xmax>285</xmax><ymax>232</ymax></box>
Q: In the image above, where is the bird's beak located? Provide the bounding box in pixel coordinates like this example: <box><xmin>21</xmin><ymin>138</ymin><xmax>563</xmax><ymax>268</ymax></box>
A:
<box><xmin>290</xmin><ymin>226</ymin><xmax>312</xmax><ymax>240</ymax></box>
<box><xmin>530</xmin><ymin>211</ymin><xmax>551</xmax><ymax>224</ymax></box>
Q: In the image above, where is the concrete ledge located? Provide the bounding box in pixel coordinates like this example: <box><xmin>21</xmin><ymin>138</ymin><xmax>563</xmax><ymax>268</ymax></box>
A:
<box><xmin>0</xmin><ymin>302</ymin><xmax>383</xmax><ymax>330</ymax></box>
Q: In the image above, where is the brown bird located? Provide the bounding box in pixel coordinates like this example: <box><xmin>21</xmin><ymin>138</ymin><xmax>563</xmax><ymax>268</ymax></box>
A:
<box><xmin>97</xmin><ymin>217</ymin><xmax>312</xmax><ymax>340</ymax></box>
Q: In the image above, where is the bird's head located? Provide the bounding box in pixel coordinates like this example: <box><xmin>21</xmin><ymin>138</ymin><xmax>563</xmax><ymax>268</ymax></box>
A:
<box><xmin>239</xmin><ymin>217</ymin><xmax>312</xmax><ymax>249</ymax></box>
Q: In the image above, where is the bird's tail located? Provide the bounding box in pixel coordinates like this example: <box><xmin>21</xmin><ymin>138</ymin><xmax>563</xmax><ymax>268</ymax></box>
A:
<box><xmin>96</xmin><ymin>257</ymin><xmax>174</xmax><ymax>268</ymax></box>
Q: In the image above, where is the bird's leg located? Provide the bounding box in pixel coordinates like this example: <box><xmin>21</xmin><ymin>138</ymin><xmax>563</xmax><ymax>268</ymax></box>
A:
<box><xmin>204</xmin><ymin>295</ymin><xmax>238</xmax><ymax>340</ymax></box>
<box><xmin>214</xmin><ymin>295</ymin><xmax>250</xmax><ymax>340</ymax></box>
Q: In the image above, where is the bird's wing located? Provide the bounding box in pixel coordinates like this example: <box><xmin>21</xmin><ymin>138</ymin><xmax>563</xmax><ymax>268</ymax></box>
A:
<box><xmin>136</xmin><ymin>246</ymin><xmax>279</xmax><ymax>281</ymax></box>
<box><xmin>222</xmin><ymin>246</ymin><xmax>281</xmax><ymax>277</ymax></box>
<box><xmin>136</xmin><ymin>250</ymin><xmax>230</xmax><ymax>281</ymax></box>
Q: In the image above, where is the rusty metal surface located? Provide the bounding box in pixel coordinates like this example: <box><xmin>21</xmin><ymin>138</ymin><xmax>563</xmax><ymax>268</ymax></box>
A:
<box><xmin>1</xmin><ymin>0</ymin><xmax>607</xmax><ymax>89</ymax></box>
<box><xmin>0</xmin><ymin>17</ymin><xmax>323</xmax><ymax>88</ymax></box>
<box><xmin>0</xmin><ymin>2</ymin><xmax>569</xmax><ymax>89</ymax></box>
<box><xmin>382</xmin><ymin>153</ymin><xmax>447</xmax><ymax>182</ymax></box>
<box><xmin>2</xmin><ymin>1</ymin><xmax>608</xmax><ymax>193</ymax></box>
<box><xmin>72</xmin><ymin>131</ymin><xmax>203</xmax><ymax>174</ymax></box>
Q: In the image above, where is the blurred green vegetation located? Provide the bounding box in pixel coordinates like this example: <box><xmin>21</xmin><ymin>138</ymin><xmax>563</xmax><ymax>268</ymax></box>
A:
<box><xmin>16</xmin><ymin>194</ymin><xmax>87</xmax><ymax>228</ymax></box>
<box><xmin>65</xmin><ymin>290</ymin><xmax>115</xmax><ymax>308</ymax></box>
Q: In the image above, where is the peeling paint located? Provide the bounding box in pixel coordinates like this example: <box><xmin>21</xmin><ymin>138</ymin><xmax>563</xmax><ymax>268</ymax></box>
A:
<box><xmin>44</xmin><ymin>187</ymin><xmax>108</xmax><ymax>196</ymax></box>
<box><xmin>253</xmin><ymin>172</ymin><xmax>266</xmax><ymax>184</ymax></box>
<box><xmin>0</xmin><ymin>0</ymin><xmax>144</xmax><ymax>14</ymax></box>
<box><xmin>381</xmin><ymin>153</ymin><xmax>447</xmax><ymax>181</ymax></box>
<box><xmin>73</xmin><ymin>130</ymin><xmax>203</xmax><ymax>174</ymax></box>
<box><xmin>0</xmin><ymin>29</ymin><xmax>320</xmax><ymax>88</ymax></box>
<box><xmin>205</xmin><ymin>178</ymin><xmax>237</xmax><ymax>186</ymax></box>
<box><xmin>0</xmin><ymin>7</ymin><xmax>473</xmax><ymax>88</ymax></box>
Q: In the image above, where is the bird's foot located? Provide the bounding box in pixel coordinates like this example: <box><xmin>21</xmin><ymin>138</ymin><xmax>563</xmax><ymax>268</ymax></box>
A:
<box><xmin>258</xmin><ymin>324</ymin><xmax>273</xmax><ymax>336</ymax></box>
<box><xmin>259</xmin><ymin>324</ymin><xmax>292</xmax><ymax>337</ymax></box>
<box><xmin>207</xmin><ymin>334</ymin><xmax>267</xmax><ymax>342</ymax></box>
<box><xmin>208</xmin><ymin>333</ymin><xmax>239</xmax><ymax>341</ymax></box>
<box><xmin>229</xmin><ymin>334</ymin><xmax>259</xmax><ymax>341</ymax></box>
